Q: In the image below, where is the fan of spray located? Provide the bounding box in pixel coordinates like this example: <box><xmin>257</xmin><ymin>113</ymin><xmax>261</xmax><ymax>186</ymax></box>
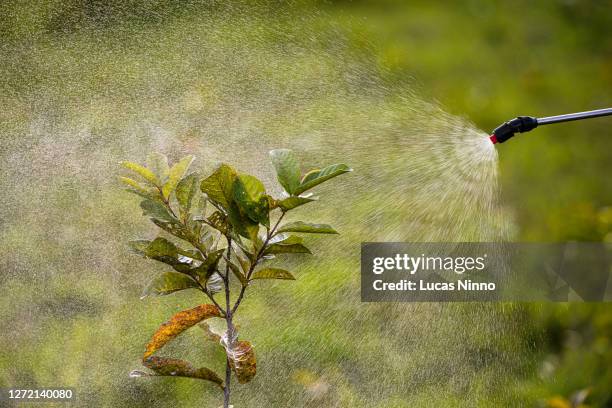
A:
<box><xmin>0</xmin><ymin>5</ymin><xmax>527</xmax><ymax>407</ymax></box>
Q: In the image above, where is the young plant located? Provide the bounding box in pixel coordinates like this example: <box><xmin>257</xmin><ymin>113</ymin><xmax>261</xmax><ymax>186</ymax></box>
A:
<box><xmin>121</xmin><ymin>150</ymin><xmax>350</xmax><ymax>407</ymax></box>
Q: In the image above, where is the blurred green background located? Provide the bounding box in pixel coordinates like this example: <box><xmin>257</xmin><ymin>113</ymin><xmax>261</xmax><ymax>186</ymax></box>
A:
<box><xmin>0</xmin><ymin>1</ymin><xmax>610</xmax><ymax>407</ymax></box>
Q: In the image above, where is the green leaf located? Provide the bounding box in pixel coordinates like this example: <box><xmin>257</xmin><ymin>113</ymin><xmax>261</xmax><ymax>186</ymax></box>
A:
<box><xmin>232</xmin><ymin>174</ymin><xmax>269</xmax><ymax>227</ymax></box>
<box><xmin>294</xmin><ymin>164</ymin><xmax>351</xmax><ymax>195</ymax></box>
<box><xmin>264</xmin><ymin>243</ymin><xmax>311</xmax><ymax>254</ymax></box>
<box><xmin>119</xmin><ymin>176</ymin><xmax>157</xmax><ymax>197</ymax></box>
<box><xmin>200</xmin><ymin>164</ymin><xmax>237</xmax><ymax>209</ymax></box>
<box><xmin>204</xmin><ymin>248</ymin><xmax>225</xmax><ymax>268</ymax></box>
<box><xmin>251</xmin><ymin>268</ymin><xmax>295</xmax><ymax>280</ymax></box>
<box><xmin>151</xmin><ymin>219</ymin><xmax>195</xmax><ymax>244</ymax></box>
<box><xmin>227</xmin><ymin>202</ymin><xmax>260</xmax><ymax>241</ymax></box>
<box><xmin>145</xmin><ymin>237</ymin><xmax>178</xmax><ymax>260</ymax></box>
<box><xmin>140</xmin><ymin>199</ymin><xmax>176</xmax><ymax>223</ymax></box>
<box><xmin>233</xmin><ymin>174</ymin><xmax>265</xmax><ymax>202</ymax></box>
<box><xmin>192</xmin><ymin>248</ymin><xmax>225</xmax><ymax>283</ymax></box>
<box><xmin>142</xmin><ymin>356</ymin><xmax>223</xmax><ymax>387</ymax></box>
<box><xmin>228</xmin><ymin>262</ymin><xmax>248</xmax><ymax>286</ymax></box>
<box><xmin>176</xmin><ymin>247</ymin><xmax>204</xmax><ymax>262</ymax></box>
<box><xmin>175</xmin><ymin>173</ymin><xmax>199</xmax><ymax>215</ymax></box>
<box><xmin>147</xmin><ymin>153</ymin><xmax>170</xmax><ymax>185</ymax></box>
<box><xmin>273</xmin><ymin>235</ymin><xmax>304</xmax><ymax>245</ymax></box>
<box><xmin>277</xmin><ymin>221</ymin><xmax>338</xmax><ymax>234</ymax></box>
<box><xmin>129</xmin><ymin>240</ymin><xmax>151</xmax><ymax>255</ymax></box>
<box><xmin>122</xmin><ymin>161</ymin><xmax>160</xmax><ymax>185</ymax></box>
<box><xmin>162</xmin><ymin>155</ymin><xmax>195</xmax><ymax>199</ymax></box>
<box><xmin>201</xmin><ymin>231</ymin><xmax>215</xmax><ymax>250</ymax></box>
<box><xmin>142</xmin><ymin>272</ymin><xmax>199</xmax><ymax>297</ymax></box>
<box><xmin>270</xmin><ymin>149</ymin><xmax>301</xmax><ymax>195</ymax></box>
<box><xmin>265</xmin><ymin>195</ymin><xmax>277</xmax><ymax>209</ymax></box>
<box><xmin>143</xmin><ymin>237</ymin><xmax>192</xmax><ymax>273</ymax></box>
<box><xmin>207</xmin><ymin>210</ymin><xmax>228</xmax><ymax>234</ymax></box>
<box><xmin>272</xmin><ymin>244</ymin><xmax>312</xmax><ymax>254</ymax></box>
<box><xmin>276</xmin><ymin>196</ymin><xmax>317</xmax><ymax>211</ymax></box>
<box><xmin>264</xmin><ymin>235</ymin><xmax>311</xmax><ymax>255</ymax></box>
<box><xmin>234</xmin><ymin>248</ymin><xmax>251</xmax><ymax>273</ymax></box>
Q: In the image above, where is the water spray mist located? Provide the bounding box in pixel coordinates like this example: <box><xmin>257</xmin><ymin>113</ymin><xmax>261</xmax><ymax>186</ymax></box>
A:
<box><xmin>490</xmin><ymin>107</ymin><xmax>612</xmax><ymax>144</ymax></box>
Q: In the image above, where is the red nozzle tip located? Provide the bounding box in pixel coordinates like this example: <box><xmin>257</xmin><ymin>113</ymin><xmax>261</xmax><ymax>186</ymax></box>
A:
<box><xmin>489</xmin><ymin>134</ymin><xmax>498</xmax><ymax>144</ymax></box>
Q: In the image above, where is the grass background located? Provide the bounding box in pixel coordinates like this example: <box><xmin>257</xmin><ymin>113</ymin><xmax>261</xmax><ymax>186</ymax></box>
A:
<box><xmin>0</xmin><ymin>1</ymin><xmax>610</xmax><ymax>407</ymax></box>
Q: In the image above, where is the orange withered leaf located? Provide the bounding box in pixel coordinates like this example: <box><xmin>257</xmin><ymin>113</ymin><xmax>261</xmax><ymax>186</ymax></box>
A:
<box><xmin>228</xmin><ymin>340</ymin><xmax>256</xmax><ymax>384</ymax></box>
<box><xmin>144</xmin><ymin>304</ymin><xmax>221</xmax><ymax>359</ymax></box>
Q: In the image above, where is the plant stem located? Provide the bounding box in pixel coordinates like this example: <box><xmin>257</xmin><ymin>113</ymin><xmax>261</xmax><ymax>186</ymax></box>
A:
<box><xmin>224</xmin><ymin>354</ymin><xmax>231</xmax><ymax>408</ymax></box>
<box><xmin>231</xmin><ymin>211</ymin><xmax>285</xmax><ymax>315</ymax></box>
<box><xmin>198</xmin><ymin>283</ymin><xmax>226</xmax><ymax>317</ymax></box>
<box><xmin>221</xmin><ymin>211</ymin><xmax>285</xmax><ymax>407</ymax></box>
<box><xmin>223</xmin><ymin>236</ymin><xmax>233</xmax><ymax>408</ymax></box>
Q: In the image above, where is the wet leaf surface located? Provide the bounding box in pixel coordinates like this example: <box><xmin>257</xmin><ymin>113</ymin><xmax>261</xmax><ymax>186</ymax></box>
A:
<box><xmin>192</xmin><ymin>248</ymin><xmax>225</xmax><ymax>283</ymax></box>
<box><xmin>228</xmin><ymin>341</ymin><xmax>256</xmax><ymax>384</ymax></box>
<box><xmin>122</xmin><ymin>161</ymin><xmax>160</xmax><ymax>185</ymax></box>
<box><xmin>175</xmin><ymin>173</ymin><xmax>199</xmax><ymax>216</ymax></box>
<box><xmin>200</xmin><ymin>164</ymin><xmax>237</xmax><ymax>209</ymax></box>
<box><xmin>228</xmin><ymin>261</ymin><xmax>248</xmax><ymax>286</ymax></box>
<box><xmin>294</xmin><ymin>163</ymin><xmax>351</xmax><ymax>195</ymax></box>
<box><xmin>232</xmin><ymin>174</ymin><xmax>270</xmax><ymax>227</ymax></box>
<box><xmin>277</xmin><ymin>221</ymin><xmax>338</xmax><ymax>234</ymax></box>
<box><xmin>140</xmin><ymin>199</ymin><xmax>176</xmax><ymax>222</ymax></box>
<box><xmin>142</xmin><ymin>356</ymin><xmax>223</xmax><ymax>387</ymax></box>
<box><xmin>146</xmin><ymin>152</ymin><xmax>170</xmax><ymax>184</ymax></box>
<box><xmin>264</xmin><ymin>235</ymin><xmax>311</xmax><ymax>255</ymax></box>
<box><xmin>208</xmin><ymin>210</ymin><xmax>228</xmax><ymax>234</ymax></box>
<box><xmin>276</xmin><ymin>196</ymin><xmax>317</xmax><ymax>210</ymax></box>
<box><xmin>144</xmin><ymin>304</ymin><xmax>221</xmax><ymax>359</ymax></box>
<box><xmin>270</xmin><ymin>149</ymin><xmax>301</xmax><ymax>195</ymax></box>
<box><xmin>162</xmin><ymin>155</ymin><xmax>194</xmax><ymax>199</ymax></box>
<box><xmin>250</xmin><ymin>268</ymin><xmax>295</xmax><ymax>280</ymax></box>
<box><xmin>119</xmin><ymin>176</ymin><xmax>155</xmax><ymax>197</ymax></box>
<box><xmin>141</xmin><ymin>272</ymin><xmax>199</xmax><ymax>297</ymax></box>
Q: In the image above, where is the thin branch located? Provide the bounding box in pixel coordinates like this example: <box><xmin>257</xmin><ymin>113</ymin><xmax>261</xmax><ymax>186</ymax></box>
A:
<box><xmin>230</xmin><ymin>211</ymin><xmax>286</xmax><ymax>315</ymax></box>
<box><xmin>200</xmin><ymin>283</ymin><xmax>226</xmax><ymax>316</ymax></box>
<box><xmin>222</xmin><ymin>234</ymin><xmax>234</xmax><ymax>408</ymax></box>
<box><xmin>156</xmin><ymin>186</ymin><xmax>180</xmax><ymax>220</ymax></box>
<box><xmin>223</xmin><ymin>235</ymin><xmax>233</xmax><ymax>318</ymax></box>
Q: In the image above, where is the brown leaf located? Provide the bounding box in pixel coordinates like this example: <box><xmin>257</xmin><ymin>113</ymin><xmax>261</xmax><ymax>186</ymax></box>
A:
<box><xmin>228</xmin><ymin>340</ymin><xmax>256</xmax><ymax>384</ymax></box>
<box><xmin>143</xmin><ymin>356</ymin><xmax>223</xmax><ymax>388</ymax></box>
<box><xmin>144</xmin><ymin>304</ymin><xmax>221</xmax><ymax>359</ymax></box>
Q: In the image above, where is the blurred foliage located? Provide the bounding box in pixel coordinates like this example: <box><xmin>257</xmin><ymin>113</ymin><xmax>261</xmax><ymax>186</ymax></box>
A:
<box><xmin>0</xmin><ymin>0</ymin><xmax>610</xmax><ymax>407</ymax></box>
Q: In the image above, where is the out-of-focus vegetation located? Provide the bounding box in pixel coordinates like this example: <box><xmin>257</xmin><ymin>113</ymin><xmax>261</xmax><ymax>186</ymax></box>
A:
<box><xmin>0</xmin><ymin>1</ymin><xmax>610</xmax><ymax>407</ymax></box>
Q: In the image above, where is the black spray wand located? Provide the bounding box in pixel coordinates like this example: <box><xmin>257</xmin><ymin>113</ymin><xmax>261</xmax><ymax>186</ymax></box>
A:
<box><xmin>490</xmin><ymin>107</ymin><xmax>612</xmax><ymax>144</ymax></box>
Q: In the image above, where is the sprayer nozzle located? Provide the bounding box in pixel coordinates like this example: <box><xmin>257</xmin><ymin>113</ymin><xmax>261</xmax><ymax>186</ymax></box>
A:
<box><xmin>491</xmin><ymin>116</ymin><xmax>538</xmax><ymax>144</ymax></box>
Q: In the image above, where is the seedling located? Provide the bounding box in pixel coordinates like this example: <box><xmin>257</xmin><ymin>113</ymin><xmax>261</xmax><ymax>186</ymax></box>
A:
<box><xmin>121</xmin><ymin>150</ymin><xmax>350</xmax><ymax>407</ymax></box>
